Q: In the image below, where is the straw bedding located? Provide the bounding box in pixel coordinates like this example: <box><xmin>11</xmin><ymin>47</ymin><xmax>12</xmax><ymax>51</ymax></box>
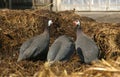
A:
<box><xmin>0</xmin><ymin>9</ymin><xmax>119</xmax><ymax>76</ymax></box>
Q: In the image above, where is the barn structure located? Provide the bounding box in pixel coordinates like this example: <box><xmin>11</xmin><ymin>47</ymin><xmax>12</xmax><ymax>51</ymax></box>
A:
<box><xmin>53</xmin><ymin>0</ymin><xmax>120</xmax><ymax>11</ymax></box>
<box><xmin>0</xmin><ymin>0</ymin><xmax>51</xmax><ymax>9</ymax></box>
<box><xmin>0</xmin><ymin>0</ymin><xmax>120</xmax><ymax>11</ymax></box>
<box><xmin>0</xmin><ymin>0</ymin><xmax>32</xmax><ymax>9</ymax></box>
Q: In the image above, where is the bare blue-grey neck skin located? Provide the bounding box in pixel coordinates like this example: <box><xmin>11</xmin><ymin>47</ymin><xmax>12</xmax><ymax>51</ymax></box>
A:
<box><xmin>76</xmin><ymin>21</ymin><xmax>82</xmax><ymax>36</ymax></box>
<box><xmin>44</xmin><ymin>26</ymin><xmax>50</xmax><ymax>34</ymax></box>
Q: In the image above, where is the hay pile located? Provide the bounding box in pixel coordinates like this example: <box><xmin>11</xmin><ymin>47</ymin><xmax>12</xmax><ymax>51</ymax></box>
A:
<box><xmin>0</xmin><ymin>9</ymin><xmax>120</xmax><ymax>76</ymax></box>
<box><xmin>36</xmin><ymin>59</ymin><xmax>120</xmax><ymax>77</ymax></box>
<box><xmin>94</xmin><ymin>23</ymin><xmax>120</xmax><ymax>59</ymax></box>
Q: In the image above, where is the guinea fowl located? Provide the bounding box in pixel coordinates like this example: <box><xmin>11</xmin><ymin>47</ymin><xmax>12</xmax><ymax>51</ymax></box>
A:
<box><xmin>47</xmin><ymin>35</ymin><xmax>75</xmax><ymax>64</ymax></box>
<box><xmin>17</xmin><ymin>20</ymin><xmax>53</xmax><ymax>62</ymax></box>
<box><xmin>73</xmin><ymin>20</ymin><xmax>99</xmax><ymax>64</ymax></box>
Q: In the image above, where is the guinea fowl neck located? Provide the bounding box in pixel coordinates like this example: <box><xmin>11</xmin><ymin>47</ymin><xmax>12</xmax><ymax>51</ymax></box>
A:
<box><xmin>44</xmin><ymin>26</ymin><xmax>50</xmax><ymax>34</ymax></box>
<box><xmin>76</xmin><ymin>24</ymin><xmax>82</xmax><ymax>36</ymax></box>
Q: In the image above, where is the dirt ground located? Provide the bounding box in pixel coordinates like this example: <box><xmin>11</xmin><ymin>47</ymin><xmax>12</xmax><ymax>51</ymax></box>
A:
<box><xmin>0</xmin><ymin>9</ymin><xmax>119</xmax><ymax>77</ymax></box>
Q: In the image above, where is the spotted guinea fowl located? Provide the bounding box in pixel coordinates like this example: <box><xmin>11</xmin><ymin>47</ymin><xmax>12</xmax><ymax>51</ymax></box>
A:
<box><xmin>17</xmin><ymin>20</ymin><xmax>53</xmax><ymax>62</ymax></box>
<box><xmin>73</xmin><ymin>20</ymin><xmax>99</xmax><ymax>64</ymax></box>
<box><xmin>47</xmin><ymin>35</ymin><xmax>75</xmax><ymax>64</ymax></box>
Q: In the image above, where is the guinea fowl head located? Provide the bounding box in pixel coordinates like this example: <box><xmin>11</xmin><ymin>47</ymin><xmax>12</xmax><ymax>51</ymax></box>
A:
<box><xmin>44</xmin><ymin>20</ymin><xmax>53</xmax><ymax>33</ymax></box>
<box><xmin>73</xmin><ymin>20</ymin><xmax>80</xmax><ymax>26</ymax></box>
<box><xmin>73</xmin><ymin>20</ymin><xmax>82</xmax><ymax>30</ymax></box>
<box><xmin>48</xmin><ymin>20</ymin><xmax>53</xmax><ymax>26</ymax></box>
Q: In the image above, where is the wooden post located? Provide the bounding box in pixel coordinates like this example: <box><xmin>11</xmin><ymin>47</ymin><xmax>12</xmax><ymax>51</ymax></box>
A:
<box><xmin>50</xmin><ymin>0</ymin><xmax>53</xmax><ymax>11</ymax></box>
<box><xmin>9</xmin><ymin>0</ymin><xmax>12</xmax><ymax>9</ymax></box>
<box><xmin>32</xmin><ymin>0</ymin><xmax>35</xmax><ymax>9</ymax></box>
<box><xmin>89</xmin><ymin>0</ymin><xmax>92</xmax><ymax>11</ymax></box>
<box><xmin>52</xmin><ymin>0</ymin><xmax>57</xmax><ymax>11</ymax></box>
<box><xmin>106</xmin><ymin>0</ymin><xmax>109</xmax><ymax>11</ymax></box>
<box><xmin>56</xmin><ymin>0</ymin><xmax>61</xmax><ymax>11</ymax></box>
